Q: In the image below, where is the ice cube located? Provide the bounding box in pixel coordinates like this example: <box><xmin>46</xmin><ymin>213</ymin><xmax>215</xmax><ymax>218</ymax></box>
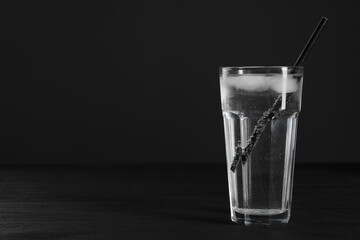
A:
<box><xmin>226</xmin><ymin>75</ymin><xmax>269</xmax><ymax>92</ymax></box>
<box><xmin>269</xmin><ymin>75</ymin><xmax>299</xmax><ymax>93</ymax></box>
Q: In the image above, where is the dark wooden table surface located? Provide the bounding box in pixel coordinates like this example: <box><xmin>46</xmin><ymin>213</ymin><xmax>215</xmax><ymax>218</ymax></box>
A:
<box><xmin>0</xmin><ymin>163</ymin><xmax>359</xmax><ymax>240</ymax></box>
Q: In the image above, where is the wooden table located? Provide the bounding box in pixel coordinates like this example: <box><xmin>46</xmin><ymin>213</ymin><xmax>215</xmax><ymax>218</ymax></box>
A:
<box><xmin>0</xmin><ymin>164</ymin><xmax>359</xmax><ymax>239</ymax></box>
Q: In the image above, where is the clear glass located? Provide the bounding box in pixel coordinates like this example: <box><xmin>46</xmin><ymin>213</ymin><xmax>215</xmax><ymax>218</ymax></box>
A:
<box><xmin>220</xmin><ymin>66</ymin><xmax>303</xmax><ymax>225</ymax></box>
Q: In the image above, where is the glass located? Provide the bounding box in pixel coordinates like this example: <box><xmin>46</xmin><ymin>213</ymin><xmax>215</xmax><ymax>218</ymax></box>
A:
<box><xmin>220</xmin><ymin>66</ymin><xmax>303</xmax><ymax>225</ymax></box>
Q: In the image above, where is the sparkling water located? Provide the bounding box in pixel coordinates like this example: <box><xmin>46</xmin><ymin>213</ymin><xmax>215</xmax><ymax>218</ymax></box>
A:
<box><xmin>220</xmin><ymin>70</ymin><xmax>303</xmax><ymax>224</ymax></box>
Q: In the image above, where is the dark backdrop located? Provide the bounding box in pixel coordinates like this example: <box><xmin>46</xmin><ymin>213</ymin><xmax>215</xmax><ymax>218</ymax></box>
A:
<box><xmin>1</xmin><ymin>0</ymin><xmax>358</xmax><ymax>165</ymax></box>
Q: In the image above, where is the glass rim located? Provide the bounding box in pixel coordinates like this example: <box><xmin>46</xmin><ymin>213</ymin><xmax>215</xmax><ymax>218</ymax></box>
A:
<box><xmin>220</xmin><ymin>66</ymin><xmax>303</xmax><ymax>71</ymax></box>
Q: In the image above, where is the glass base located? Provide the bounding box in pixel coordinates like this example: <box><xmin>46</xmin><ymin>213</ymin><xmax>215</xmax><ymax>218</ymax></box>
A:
<box><xmin>230</xmin><ymin>208</ymin><xmax>290</xmax><ymax>226</ymax></box>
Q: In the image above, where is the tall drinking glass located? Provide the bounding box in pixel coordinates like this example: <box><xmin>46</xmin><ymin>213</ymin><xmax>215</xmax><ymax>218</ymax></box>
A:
<box><xmin>220</xmin><ymin>66</ymin><xmax>303</xmax><ymax>225</ymax></box>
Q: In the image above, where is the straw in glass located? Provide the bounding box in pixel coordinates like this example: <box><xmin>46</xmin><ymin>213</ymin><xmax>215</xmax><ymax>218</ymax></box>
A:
<box><xmin>230</xmin><ymin>16</ymin><xmax>328</xmax><ymax>172</ymax></box>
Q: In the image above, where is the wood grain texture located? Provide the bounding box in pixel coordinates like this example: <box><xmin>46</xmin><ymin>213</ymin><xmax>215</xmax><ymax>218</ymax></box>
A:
<box><xmin>0</xmin><ymin>164</ymin><xmax>359</xmax><ymax>240</ymax></box>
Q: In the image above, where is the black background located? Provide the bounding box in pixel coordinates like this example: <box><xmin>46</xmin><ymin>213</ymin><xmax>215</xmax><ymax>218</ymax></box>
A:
<box><xmin>1</xmin><ymin>0</ymin><xmax>359</xmax><ymax>165</ymax></box>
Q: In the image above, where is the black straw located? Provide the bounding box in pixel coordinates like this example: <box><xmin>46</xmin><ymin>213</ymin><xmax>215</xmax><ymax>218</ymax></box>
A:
<box><xmin>294</xmin><ymin>17</ymin><xmax>328</xmax><ymax>66</ymax></box>
<box><xmin>230</xmin><ymin>16</ymin><xmax>328</xmax><ymax>172</ymax></box>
